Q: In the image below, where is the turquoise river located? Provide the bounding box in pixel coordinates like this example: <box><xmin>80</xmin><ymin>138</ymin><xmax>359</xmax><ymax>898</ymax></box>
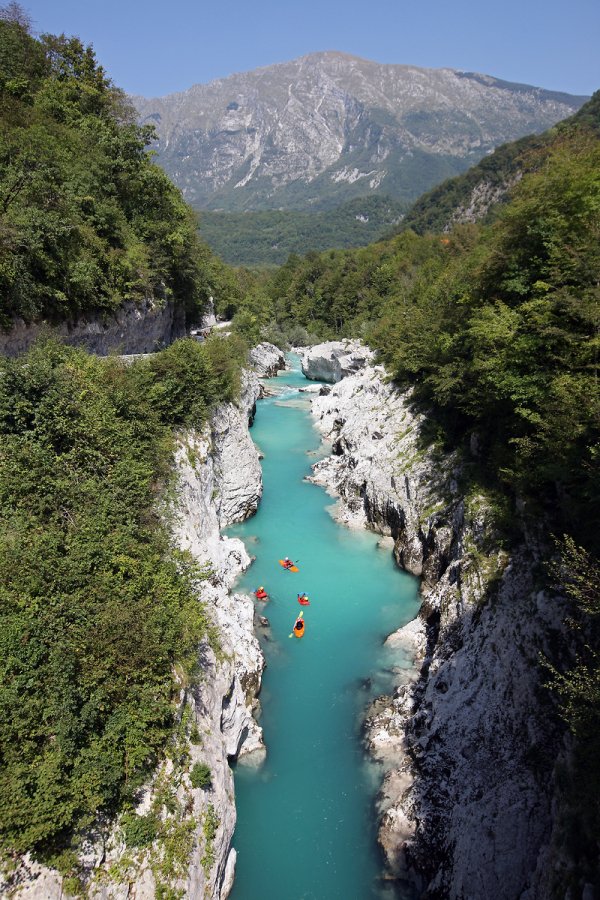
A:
<box><xmin>227</xmin><ymin>357</ymin><xmax>419</xmax><ymax>900</ymax></box>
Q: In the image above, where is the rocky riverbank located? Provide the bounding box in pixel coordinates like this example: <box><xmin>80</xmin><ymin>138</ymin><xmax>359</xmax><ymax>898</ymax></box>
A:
<box><xmin>302</xmin><ymin>341</ymin><xmax>570</xmax><ymax>899</ymax></box>
<box><xmin>2</xmin><ymin>346</ymin><xmax>285</xmax><ymax>900</ymax></box>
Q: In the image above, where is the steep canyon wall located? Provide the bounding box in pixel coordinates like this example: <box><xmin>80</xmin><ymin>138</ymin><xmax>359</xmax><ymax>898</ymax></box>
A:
<box><xmin>303</xmin><ymin>342</ymin><xmax>570</xmax><ymax>900</ymax></box>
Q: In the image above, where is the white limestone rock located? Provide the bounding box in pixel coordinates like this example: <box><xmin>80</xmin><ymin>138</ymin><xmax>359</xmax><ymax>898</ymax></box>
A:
<box><xmin>248</xmin><ymin>341</ymin><xmax>286</xmax><ymax>377</ymax></box>
<box><xmin>301</xmin><ymin>339</ymin><xmax>375</xmax><ymax>383</ymax></box>
<box><xmin>212</xmin><ymin>404</ymin><xmax>262</xmax><ymax>527</ymax></box>
<box><xmin>199</xmin><ymin>295</ymin><xmax>217</xmax><ymax>330</ymax></box>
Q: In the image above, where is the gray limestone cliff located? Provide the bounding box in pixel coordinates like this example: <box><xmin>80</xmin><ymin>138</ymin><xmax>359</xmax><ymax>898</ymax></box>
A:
<box><xmin>306</xmin><ymin>342</ymin><xmax>570</xmax><ymax>900</ymax></box>
<box><xmin>1</xmin><ymin>365</ymin><xmax>268</xmax><ymax>900</ymax></box>
<box><xmin>0</xmin><ymin>299</ymin><xmax>187</xmax><ymax>358</ymax></box>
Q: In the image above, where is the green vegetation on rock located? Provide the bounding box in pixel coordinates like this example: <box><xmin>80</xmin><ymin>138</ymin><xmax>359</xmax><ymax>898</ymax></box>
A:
<box><xmin>0</xmin><ymin>335</ymin><xmax>245</xmax><ymax>858</ymax></box>
<box><xmin>190</xmin><ymin>762</ymin><xmax>212</xmax><ymax>789</ymax></box>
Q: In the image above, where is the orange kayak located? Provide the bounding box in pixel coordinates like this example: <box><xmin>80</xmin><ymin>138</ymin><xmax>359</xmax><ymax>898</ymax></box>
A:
<box><xmin>279</xmin><ymin>559</ymin><xmax>299</xmax><ymax>572</ymax></box>
<box><xmin>293</xmin><ymin>618</ymin><xmax>305</xmax><ymax>638</ymax></box>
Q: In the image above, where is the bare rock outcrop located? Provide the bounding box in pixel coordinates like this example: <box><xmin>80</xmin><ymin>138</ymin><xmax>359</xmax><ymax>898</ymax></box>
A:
<box><xmin>301</xmin><ymin>339</ymin><xmax>374</xmax><ymax>383</ymax></box>
<box><xmin>0</xmin><ymin>298</ymin><xmax>186</xmax><ymax>358</ymax></box>
<box><xmin>248</xmin><ymin>341</ymin><xmax>286</xmax><ymax>377</ymax></box>
<box><xmin>307</xmin><ymin>343</ymin><xmax>569</xmax><ymax>900</ymax></box>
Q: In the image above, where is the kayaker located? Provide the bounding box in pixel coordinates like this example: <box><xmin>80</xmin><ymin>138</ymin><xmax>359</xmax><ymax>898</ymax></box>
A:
<box><xmin>283</xmin><ymin>557</ymin><xmax>294</xmax><ymax>569</ymax></box>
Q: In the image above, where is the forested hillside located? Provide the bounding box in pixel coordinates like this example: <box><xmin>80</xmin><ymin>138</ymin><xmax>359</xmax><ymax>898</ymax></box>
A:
<box><xmin>265</xmin><ymin>106</ymin><xmax>600</xmax><ymax>551</ymax></box>
<box><xmin>0</xmin><ymin>335</ymin><xmax>247</xmax><ymax>880</ymax></box>
<box><xmin>0</xmin><ymin>8</ymin><xmax>236</xmax><ymax>328</ymax></box>
<box><xmin>197</xmin><ymin>196</ymin><xmax>405</xmax><ymax>266</ymax></box>
<box><xmin>400</xmin><ymin>90</ymin><xmax>600</xmax><ymax>235</ymax></box>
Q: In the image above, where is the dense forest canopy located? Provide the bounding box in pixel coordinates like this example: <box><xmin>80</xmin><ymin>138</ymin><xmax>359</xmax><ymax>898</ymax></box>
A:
<box><xmin>0</xmin><ymin>7</ymin><xmax>240</xmax><ymax>327</ymax></box>
<box><xmin>197</xmin><ymin>195</ymin><xmax>406</xmax><ymax>267</ymax></box>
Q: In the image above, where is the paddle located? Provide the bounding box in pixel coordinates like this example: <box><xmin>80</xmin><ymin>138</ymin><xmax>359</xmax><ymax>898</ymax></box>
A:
<box><xmin>288</xmin><ymin>610</ymin><xmax>304</xmax><ymax>638</ymax></box>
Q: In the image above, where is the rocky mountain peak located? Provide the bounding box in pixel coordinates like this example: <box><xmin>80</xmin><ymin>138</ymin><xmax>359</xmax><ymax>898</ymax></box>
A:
<box><xmin>131</xmin><ymin>53</ymin><xmax>588</xmax><ymax>212</ymax></box>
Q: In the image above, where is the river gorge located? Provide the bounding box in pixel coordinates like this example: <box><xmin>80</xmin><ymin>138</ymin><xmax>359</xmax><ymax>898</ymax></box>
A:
<box><xmin>227</xmin><ymin>356</ymin><xmax>419</xmax><ymax>900</ymax></box>
<box><xmin>2</xmin><ymin>341</ymin><xmax>576</xmax><ymax>900</ymax></box>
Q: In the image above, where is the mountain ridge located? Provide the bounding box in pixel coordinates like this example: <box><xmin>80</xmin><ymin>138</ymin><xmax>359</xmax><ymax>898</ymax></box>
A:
<box><xmin>132</xmin><ymin>50</ymin><xmax>586</xmax><ymax>111</ymax></box>
<box><xmin>132</xmin><ymin>52</ymin><xmax>587</xmax><ymax>214</ymax></box>
<box><xmin>399</xmin><ymin>88</ymin><xmax>600</xmax><ymax>235</ymax></box>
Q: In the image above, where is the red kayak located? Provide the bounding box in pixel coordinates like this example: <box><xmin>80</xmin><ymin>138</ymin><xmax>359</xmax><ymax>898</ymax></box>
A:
<box><xmin>297</xmin><ymin>594</ymin><xmax>310</xmax><ymax>606</ymax></box>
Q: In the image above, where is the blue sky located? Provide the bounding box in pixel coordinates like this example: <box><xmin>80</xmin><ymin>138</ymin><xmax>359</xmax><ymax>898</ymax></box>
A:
<box><xmin>20</xmin><ymin>0</ymin><xmax>600</xmax><ymax>98</ymax></box>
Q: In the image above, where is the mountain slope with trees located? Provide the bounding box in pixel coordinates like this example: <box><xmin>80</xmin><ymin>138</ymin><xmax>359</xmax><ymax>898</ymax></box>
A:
<box><xmin>133</xmin><ymin>51</ymin><xmax>587</xmax><ymax>266</ymax></box>
<box><xmin>399</xmin><ymin>90</ymin><xmax>600</xmax><ymax>235</ymax></box>
<box><xmin>133</xmin><ymin>51</ymin><xmax>586</xmax><ymax>213</ymax></box>
<box><xmin>0</xmin><ymin>6</ymin><xmax>238</xmax><ymax>329</ymax></box>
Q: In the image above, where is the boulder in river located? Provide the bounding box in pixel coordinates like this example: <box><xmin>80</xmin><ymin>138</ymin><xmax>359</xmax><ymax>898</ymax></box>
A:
<box><xmin>301</xmin><ymin>340</ymin><xmax>374</xmax><ymax>383</ymax></box>
<box><xmin>249</xmin><ymin>342</ymin><xmax>286</xmax><ymax>377</ymax></box>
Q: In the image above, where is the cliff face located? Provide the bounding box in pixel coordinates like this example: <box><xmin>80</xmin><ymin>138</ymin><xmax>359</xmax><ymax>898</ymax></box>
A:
<box><xmin>0</xmin><ymin>299</ymin><xmax>186</xmax><ymax>358</ymax></box>
<box><xmin>2</xmin><ymin>367</ymin><xmax>269</xmax><ymax>900</ymax></box>
<box><xmin>305</xmin><ymin>342</ymin><xmax>569</xmax><ymax>899</ymax></box>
